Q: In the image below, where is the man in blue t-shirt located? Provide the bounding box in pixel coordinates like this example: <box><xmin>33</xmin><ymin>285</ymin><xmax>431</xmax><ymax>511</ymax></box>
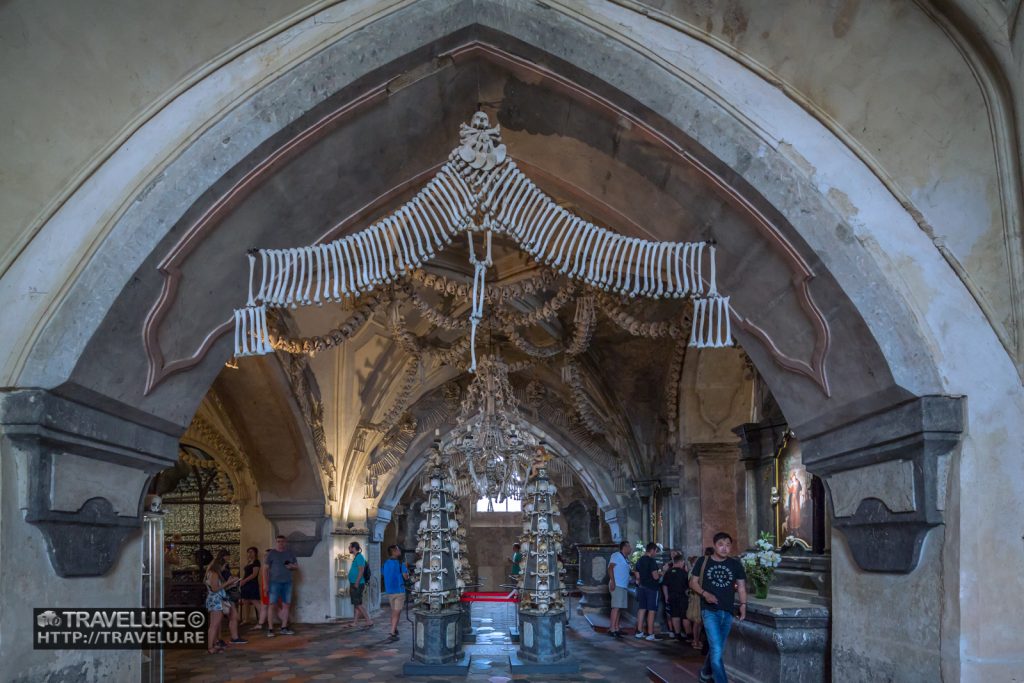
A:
<box><xmin>382</xmin><ymin>544</ymin><xmax>410</xmax><ymax>640</ymax></box>
<box><xmin>348</xmin><ymin>542</ymin><xmax>373</xmax><ymax>629</ymax></box>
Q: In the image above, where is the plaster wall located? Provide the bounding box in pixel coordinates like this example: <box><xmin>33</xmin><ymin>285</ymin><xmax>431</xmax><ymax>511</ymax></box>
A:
<box><xmin>696</xmin><ymin>447</ymin><xmax>745</xmax><ymax>550</ymax></box>
<box><xmin>631</xmin><ymin>0</ymin><xmax>1024</xmax><ymax>355</ymax></box>
<box><xmin>238</xmin><ymin>503</ymin><xmax>274</xmax><ymax>562</ymax></box>
<box><xmin>465</xmin><ymin>511</ymin><xmax>522</xmax><ymax>591</ymax></box>
<box><xmin>0</xmin><ymin>436</ymin><xmax>142</xmax><ymax>681</ymax></box>
<box><xmin>678</xmin><ymin>347</ymin><xmax>753</xmax><ymax>446</ymax></box>
<box><xmin>287</xmin><ymin>523</ymin><xmax>334</xmax><ymax>624</ymax></box>
<box><xmin>0</xmin><ymin>0</ymin><xmax>319</xmax><ymax>274</ymax></box>
<box><xmin>831</xmin><ymin>527</ymin><xmax>945</xmax><ymax>682</ymax></box>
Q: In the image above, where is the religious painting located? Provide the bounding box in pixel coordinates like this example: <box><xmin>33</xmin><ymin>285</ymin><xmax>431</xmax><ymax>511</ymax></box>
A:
<box><xmin>778</xmin><ymin>439</ymin><xmax>812</xmax><ymax>545</ymax></box>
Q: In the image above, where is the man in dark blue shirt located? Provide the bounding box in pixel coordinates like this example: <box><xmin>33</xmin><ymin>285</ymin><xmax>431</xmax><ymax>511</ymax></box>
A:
<box><xmin>382</xmin><ymin>544</ymin><xmax>409</xmax><ymax>640</ymax></box>
<box><xmin>634</xmin><ymin>542</ymin><xmax>663</xmax><ymax>641</ymax></box>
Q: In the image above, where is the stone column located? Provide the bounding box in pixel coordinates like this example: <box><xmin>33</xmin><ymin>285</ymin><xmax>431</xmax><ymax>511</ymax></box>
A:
<box><xmin>574</xmin><ymin>544</ymin><xmax>617</xmax><ymax>615</ymax></box>
<box><xmin>678</xmin><ymin>450</ymin><xmax>703</xmax><ymax>557</ymax></box>
<box><xmin>694</xmin><ymin>443</ymin><xmax>744</xmax><ymax>547</ymax></box>
<box><xmin>799</xmin><ymin>395</ymin><xmax>964</xmax><ymax>683</ymax></box>
<box><xmin>262</xmin><ymin>501</ymin><xmax>329</xmax><ymax>623</ymax></box>
<box><xmin>0</xmin><ymin>389</ymin><xmax>178</xmax><ymax>681</ymax></box>
<box><xmin>734</xmin><ymin>422</ymin><xmax>784</xmax><ymax>546</ymax></box>
<box><xmin>637</xmin><ymin>486</ymin><xmax>652</xmax><ymax>543</ymax></box>
<box><xmin>659</xmin><ymin>474</ymin><xmax>680</xmax><ymax>550</ymax></box>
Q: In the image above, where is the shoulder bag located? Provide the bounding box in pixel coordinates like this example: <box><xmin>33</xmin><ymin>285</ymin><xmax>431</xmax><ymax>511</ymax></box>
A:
<box><xmin>686</xmin><ymin>557</ymin><xmax>707</xmax><ymax>623</ymax></box>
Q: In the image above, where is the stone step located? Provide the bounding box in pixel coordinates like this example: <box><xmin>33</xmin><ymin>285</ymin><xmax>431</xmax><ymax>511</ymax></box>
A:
<box><xmin>764</xmin><ymin>585</ymin><xmax>829</xmax><ymax>605</ymax></box>
<box><xmin>584</xmin><ymin>611</ymin><xmax>636</xmax><ymax>633</ymax></box>
<box><xmin>646</xmin><ymin>662</ymin><xmax>702</xmax><ymax>682</ymax></box>
<box><xmin>770</xmin><ymin>570</ymin><xmax>829</xmax><ymax>598</ymax></box>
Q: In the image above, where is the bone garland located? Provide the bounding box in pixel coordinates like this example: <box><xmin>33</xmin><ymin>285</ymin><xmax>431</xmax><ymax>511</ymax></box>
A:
<box><xmin>180</xmin><ymin>448</ymin><xmax>235</xmax><ymax>503</ymax></box>
<box><xmin>522</xmin><ymin>391</ymin><xmax>619</xmax><ymax>470</ymax></box>
<box><xmin>502</xmin><ymin>293</ymin><xmax>596</xmax><ymax>359</ymax></box>
<box><xmin>405</xmin><ymin>288</ymin><xmax>469</xmax><ymax>330</ymax></box>
<box><xmin>565</xmin><ymin>295</ymin><xmax>596</xmax><ymax>356</ymax></box>
<box><xmin>472</xmin><ymin>160</ymin><xmax>718</xmax><ymax>299</ymax></box>
<box><xmin>234</xmin><ymin>113</ymin><xmax>731</xmax><ymax>364</ymax></box>
<box><xmin>494</xmin><ymin>280</ymin><xmax>576</xmax><ymax>328</ymax></box>
<box><xmin>430</xmin><ymin>337</ymin><xmax>472</xmax><ymax>367</ymax></box>
<box><xmin>505</xmin><ymin>327</ymin><xmax>563</xmax><ymax>358</ymax></box>
<box><xmin>409</xmin><ymin>267</ymin><xmax>558</xmax><ymax>305</ymax></box>
<box><xmin>368</xmin><ymin>413</ymin><xmax>417</xmax><ymax>477</ymax></box>
<box><xmin>561</xmin><ymin>360</ymin><xmax>606</xmax><ymax>436</ymax></box>
<box><xmin>386</xmin><ymin>302</ymin><xmax>424</xmax><ymax>357</ymax></box>
<box><xmin>249</xmin><ymin>165</ymin><xmax>473</xmax><ymax>308</ymax></box>
<box><xmin>268</xmin><ymin>295</ymin><xmax>384</xmax><ymax>355</ymax></box>
<box><xmin>506</xmin><ymin>359</ymin><xmax>535</xmax><ymax>374</ymax></box>
<box><xmin>689</xmin><ymin>296</ymin><xmax>732</xmax><ymax>348</ymax></box>
<box><xmin>233</xmin><ymin>305</ymin><xmax>274</xmax><ymax>356</ymax></box>
<box><xmin>596</xmin><ymin>294</ymin><xmax>687</xmax><ymax>339</ymax></box>
<box><xmin>665</xmin><ymin>337</ymin><xmax>687</xmax><ymax>433</ymax></box>
<box><xmin>370</xmin><ymin>356</ymin><xmax>422</xmax><ymax>433</ymax></box>
<box><xmin>466</xmin><ymin>228</ymin><xmax>493</xmax><ymax>372</ymax></box>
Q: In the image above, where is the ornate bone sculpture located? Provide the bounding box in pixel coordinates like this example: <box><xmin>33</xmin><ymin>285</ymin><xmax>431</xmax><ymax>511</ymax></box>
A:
<box><xmin>517</xmin><ymin>446</ymin><xmax>565</xmax><ymax>613</ymax></box>
<box><xmin>412</xmin><ymin>443</ymin><xmax>466</xmax><ymax>611</ymax></box>
<box><xmin>233</xmin><ymin>112</ymin><xmax>732</xmax><ymax>368</ymax></box>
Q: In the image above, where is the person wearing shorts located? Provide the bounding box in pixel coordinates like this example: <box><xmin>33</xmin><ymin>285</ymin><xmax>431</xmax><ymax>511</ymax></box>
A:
<box><xmin>661</xmin><ymin>552</ymin><xmax>691</xmax><ymax>642</ymax></box>
<box><xmin>263</xmin><ymin>535</ymin><xmax>298</xmax><ymax>637</ymax></box>
<box><xmin>634</xmin><ymin>542</ymin><xmax>663</xmax><ymax>641</ymax></box>
<box><xmin>607</xmin><ymin>540</ymin><xmax>632</xmax><ymax>639</ymax></box>
<box><xmin>347</xmin><ymin>542</ymin><xmax>373</xmax><ymax>629</ymax></box>
<box><xmin>382</xmin><ymin>544</ymin><xmax>409</xmax><ymax>640</ymax></box>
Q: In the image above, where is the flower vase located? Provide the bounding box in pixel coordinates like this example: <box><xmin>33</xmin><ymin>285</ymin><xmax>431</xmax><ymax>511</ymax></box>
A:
<box><xmin>753</xmin><ymin>579</ymin><xmax>769</xmax><ymax>599</ymax></box>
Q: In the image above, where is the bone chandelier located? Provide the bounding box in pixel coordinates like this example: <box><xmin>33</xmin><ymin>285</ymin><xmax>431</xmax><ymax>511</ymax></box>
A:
<box><xmin>233</xmin><ymin>112</ymin><xmax>732</xmax><ymax>370</ymax></box>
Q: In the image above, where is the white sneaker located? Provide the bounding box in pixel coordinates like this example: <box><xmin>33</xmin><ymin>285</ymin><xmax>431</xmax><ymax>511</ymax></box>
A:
<box><xmin>634</xmin><ymin>631</ymin><xmax>645</xmax><ymax>639</ymax></box>
<box><xmin>645</xmin><ymin>633</ymin><xmax>657</xmax><ymax>641</ymax></box>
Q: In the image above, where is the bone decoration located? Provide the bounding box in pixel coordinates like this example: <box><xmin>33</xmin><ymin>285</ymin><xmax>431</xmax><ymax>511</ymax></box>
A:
<box><xmin>234</xmin><ymin>113</ymin><xmax>732</xmax><ymax>362</ymax></box>
<box><xmin>517</xmin><ymin>446</ymin><xmax>566</xmax><ymax>613</ymax></box>
<box><xmin>411</xmin><ymin>443</ymin><xmax>466</xmax><ymax>611</ymax></box>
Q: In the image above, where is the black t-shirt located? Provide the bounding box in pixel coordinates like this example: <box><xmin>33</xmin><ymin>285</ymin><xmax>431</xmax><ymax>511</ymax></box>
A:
<box><xmin>691</xmin><ymin>556</ymin><xmax>746</xmax><ymax>613</ymax></box>
<box><xmin>661</xmin><ymin>566</ymin><xmax>689</xmax><ymax>597</ymax></box>
<box><xmin>636</xmin><ymin>555</ymin><xmax>661</xmax><ymax>589</ymax></box>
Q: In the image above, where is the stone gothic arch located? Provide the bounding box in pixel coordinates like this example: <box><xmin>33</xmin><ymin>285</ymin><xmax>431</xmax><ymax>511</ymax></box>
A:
<box><xmin>1</xmin><ymin>2</ymin><xmax>1020</xmax><ymax>681</ymax></box>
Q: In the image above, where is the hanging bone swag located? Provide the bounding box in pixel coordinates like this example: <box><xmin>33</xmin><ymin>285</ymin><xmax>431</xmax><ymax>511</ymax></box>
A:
<box><xmin>233</xmin><ymin>112</ymin><xmax>732</xmax><ymax>368</ymax></box>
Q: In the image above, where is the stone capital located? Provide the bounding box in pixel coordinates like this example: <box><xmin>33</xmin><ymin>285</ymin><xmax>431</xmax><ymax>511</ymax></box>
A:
<box><xmin>0</xmin><ymin>389</ymin><xmax>179</xmax><ymax>577</ymax></box>
<box><xmin>261</xmin><ymin>500</ymin><xmax>328</xmax><ymax>557</ymax></box>
<box><xmin>690</xmin><ymin>442</ymin><xmax>741</xmax><ymax>462</ymax></box>
<box><xmin>732</xmin><ymin>421</ymin><xmax>786</xmax><ymax>466</ymax></box>
<box><xmin>800</xmin><ymin>395</ymin><xmax>964</xmax><ymax>573</ymax></box>
<box><xmin>368</xmin><ymin>507</ymin><xmax>392</xmax><ymax>542</ymax></box>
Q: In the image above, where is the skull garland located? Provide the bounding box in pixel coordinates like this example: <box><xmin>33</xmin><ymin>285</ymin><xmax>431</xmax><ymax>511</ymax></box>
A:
<box><xmin>412</xmin><ymin>445</ymin><xmax>467</xmax><ymax>611</ymax></box>
<box><xmin>517</xmin><ymin>446</ymin><xmax>566</xmax><ymax>613</ymax></box>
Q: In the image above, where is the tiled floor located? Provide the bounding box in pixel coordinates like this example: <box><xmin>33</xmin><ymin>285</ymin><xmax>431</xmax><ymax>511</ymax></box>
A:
<box><xmin>165</xmin><ymin>603</ymin><xmax>706</xmax><ymax>682</ymax></box>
